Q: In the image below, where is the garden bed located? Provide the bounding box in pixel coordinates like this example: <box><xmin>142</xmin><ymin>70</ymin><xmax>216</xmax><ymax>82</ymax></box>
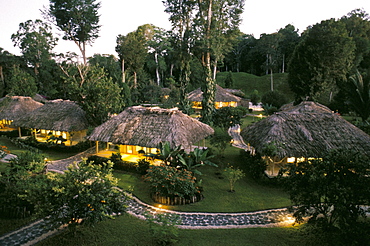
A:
<box><xmin>151</xmin><ymin>193</ymin><xmax>203</xmax><ymax>205</ymax></box>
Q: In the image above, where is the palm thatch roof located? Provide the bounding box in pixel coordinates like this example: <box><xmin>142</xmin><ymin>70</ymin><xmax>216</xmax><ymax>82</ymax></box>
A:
<box><xmin>187</xmin><ymin>84</ymin><xmax>242</xmax><ymax>103</ymax></box>
<box><xmin>87</xmin><ymin>106</ymin><xmax>214</xmax><ymax>151</ymax></box>
<box><xmin>241</xmin><ymin>101</ymin><xmax>370</xmax><ymax>158</ymax></box>
<box><xmin>0</xmin><ymin>96</ymin><xmax>43</xmax><ymax>121</ymax></box>
<box><xmin>32</xmin><ymin>94</ymin><xmax>48</xmax><ymax>103</ymax></box>
<box><xmin>12</xmin><ymin>99</ymin><xmax>89</xmax><ymax>132</ymax></box>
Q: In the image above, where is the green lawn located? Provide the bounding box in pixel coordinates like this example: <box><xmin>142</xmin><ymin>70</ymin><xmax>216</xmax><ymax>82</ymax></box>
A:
<box><xmin>114</xmin><ymin>143</ymin><xmax>290</xmax><ymax>213</ymax></box>
<box><xmin>216</xmin><ymin>71</ymin><xmax>295</xmax><ymax>102</ymax></box>
<box><xmin>0</xmin><ymin>136</ymin><xmax>81</xmax><ymax>160</ymax></box>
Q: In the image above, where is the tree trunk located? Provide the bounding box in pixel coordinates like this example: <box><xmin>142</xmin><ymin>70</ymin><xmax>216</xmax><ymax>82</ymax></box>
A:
<box><xmin>154</xmin><ymin>52</ymin><xmax>160</xmax><ymax>86</ymax></box>
<box><xmin>282</xmin><ymin>54</ymin><xmax>285</xmax><ymax>73</ymax></box>
<box><xmin>212</xmin><ymin>59</ymin><xmax>218</xmax><ymax>80</ymax></box>
<box><xmin>133</xmin><ymin>71</ymin><xmax>137</xmax><ymax>89</ymax></box>
<box><xmin>201</xmin><ymin>0</ymin><xmax>215</xmax><ymax>124</ymax></box>
<box><xmin>269</xmin><ymin>54</ymin><xmax>274</xmax><ymax>91</ymax></box>
<box><xmin>121</xmin><ymin>58</ymin><xmax>125</xmax><ymax>83</ymax></box>
<box><xmin>270</xmin><ymin>68</ymin><xmax>274</xmax><ymax>91</ymax></box>
<box><xmin>170</xmin><ymin>63</ymin><xmax>174</xmax><ymax>77</ymax></box>
<box><xmin>82</xmin><ymin>41</ymin><xmax>87</xmax><ymax>65</ymax></box>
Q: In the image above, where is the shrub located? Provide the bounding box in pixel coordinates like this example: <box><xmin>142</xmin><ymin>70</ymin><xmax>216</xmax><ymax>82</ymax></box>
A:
<box><xmin>224</xmin><ymin>165</ymin><xmax>245</xmax><ymax>192</ymax></box>
<box><xmin>239</xmin><ymin>150</ymin><xmax>267</xmax><ymax>181</ymax></box>
<box><xmin>261</xmin><ymin>91</ymin><xmax>288</xmax><ymax>110</ymax></box>
<box><xmin>86</xmin><ymin>155</ymin><xmax>110</xmax><ymax>165</ymax></box>
<box><xmin>109</xmin><ymin>153</ymin><xmax>137</xmax><ymax>172</ymax></box>
<box><xmin>209</xmin><ymin>127</ymin><xmax>232</xmax><ymax>157</ymax></box>
<box><xmin>16</xmin><ymin>136</ymin><xmax>90</xmax><ymax>153</ymax></box>
<box><xmin>144</xmin><ymin>165</ymin><xmax>200</xmax><ymax>198</ymax></box>
<box><xmin>137</xmin><ymin>158</ymin><xmax>150</xmax><ymax>175</ymax></box>
<box><xmin>249</xmin><ymin>89</ymin><xmax>260</xmax><ymax>105</ymax></box>
<box><xmin>212</xmin><ymin>106</ymin><xmax>248</xmax><ymax>129</ymax></box>
<box><xmin>144</xmin><ymin>212</ymin><xmax>180</xmax><ymax>246</ymax></box>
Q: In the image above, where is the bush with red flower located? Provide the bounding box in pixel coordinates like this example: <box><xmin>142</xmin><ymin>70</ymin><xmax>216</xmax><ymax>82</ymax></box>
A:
<box><xmin>144</xmin><ymin>165</ymin><xmax>200</xmax><ymax>198</ymax></box>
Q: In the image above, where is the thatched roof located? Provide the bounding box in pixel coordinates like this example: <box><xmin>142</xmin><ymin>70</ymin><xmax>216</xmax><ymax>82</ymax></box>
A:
<box><xmin>241</xmin><ymin>101</ymin><xmax>370</xmax><ymax>158</ymax></box>
<box><xmin>12</xmin><ymin>99</ymin><xmax>89</xmax><ymax>132</ymax></box>
<box><xmin>32</xmin><ymin>94</ymin><xmax>48</xmax><ymax>103</ymax></box>
<box><xmin>224</xmin><ymin>88</ymin><xmax>245</xmax><ymax>98</ymax></box>
<box><xmin>0</xmin><ymin>96</ymin><xmax>43</xmax><ymax>121</ymax></box>
<box><xmin>188</xmin><ymin>84</ymin><xmax>242</xmax><ymax>102</ymax></box>
<box><xmin>87</xmin><ymin>106</ymin><xmax>214</xmax><ymax>150</ymax></box>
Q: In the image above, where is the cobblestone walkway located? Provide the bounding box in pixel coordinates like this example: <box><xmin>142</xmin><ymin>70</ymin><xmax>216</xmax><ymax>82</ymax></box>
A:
<box><xmin>46</xmin><ymin>147</ymin><xmax>96</xmax><ymax>173</ymax></box>
<box><xmin>0</xmin><ymin>193</ymin><xmax>295</xmax><ymax>246</ymax></box>
<box><xmin>126</xmin><ymin>194</ymin><xmax>294</xmax><ymax>229</ymax></box>
<box><xmin>228</xmin><ymin>124</ymin><xmax>255</xmax><ymax>153</ymax></box>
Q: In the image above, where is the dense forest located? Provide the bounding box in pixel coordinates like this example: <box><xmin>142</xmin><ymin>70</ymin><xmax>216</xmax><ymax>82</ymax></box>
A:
<box><xmin>0</xmin><ymin>1</ymin><xmax>369</xmax><ymax>125</ymax></box>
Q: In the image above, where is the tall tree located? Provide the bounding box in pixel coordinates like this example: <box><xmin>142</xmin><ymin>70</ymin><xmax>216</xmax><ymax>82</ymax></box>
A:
<box><xmin>11</xmin><ymin>19</ymin><xmax>58</xmax><ymax>75</ymax></box>
<box><xmin>281</xmin><ymin>150</ymin><xmax>370</xmax><ymax>243</ymax></box>
<box><xmin>116</xmin><ymin>30</ymin><xmax>148</xmax><ymax>89</ymax></box>
<box><xmin>144</xmin><ymin>25</ymin><xmax>171</xmax><ymax>86</ymax></box>
<box><xmin>288</xmin><ymin>19</ymin><xmax>355</xmax><ymax>102</ymax></box>
<box><xmin>88</xmin><ymin>54</ymin><xmax>122</xmax><ymax>84</ymax></box>
<box><xmin>0</xmin><ymin>48</ymin><xmax>26</xmax><ymax>97</ymax></box>
<box><xmin>7</xmin><ymin>65</ymin><xmax>38</xmax><ymax>97</ymax></box>
<box><xmin>46</xmin><ymin>0</ymin><xmax>101</xmax><ymax>65</ymax></box>
<box><xmin>258</xmin><ymin>32</ymin><xmax>283</xmax><ymax>91</ymax></box>
<box><xmin>277</xmin><ymin>24</ymin><xmax>300</xmax><ymax>73</ymax></box>
<box><xmin>194</xmin><ymin>0</ymin><xmax>245</xmax><ymax>124</ymax></box>
<box><xmin>163</xmin><ymin>0</ymin><xmax>195</xmax><ymax>114</ymax></box>
<box><xmin>340</xmin><ymin>9</ymin><xmax>370</xmax><ymax>70</ymax></box>
<box><xmin>345</xmin><ymin>69</ymin><xmax>370</xmax><ymax>122</ymax></box>
<box><xmin>164</xmin><ymin>0</ymin><xmax>244</xmax><ymax>121</ymax></box>
<box><xmin>59</xmin><ymin>64</ymin><xmax>123</xmax><ymax>125</ymax></box>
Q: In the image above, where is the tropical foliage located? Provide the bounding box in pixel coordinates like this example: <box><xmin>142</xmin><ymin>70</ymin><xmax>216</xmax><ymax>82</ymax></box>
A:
<box><xmin>144</xmin><ymin>165</ymin><xmax>200</xmax><ymax>198</ymax></box>
<box><xmin>37</xmin><ymin>160</ymin><xmax>127</xmax><ymax>230</ymax></box>
<box><xmin>281</xmin><ymin>150</ymin><xmax>370</xmax><ymax>230</ymax></box>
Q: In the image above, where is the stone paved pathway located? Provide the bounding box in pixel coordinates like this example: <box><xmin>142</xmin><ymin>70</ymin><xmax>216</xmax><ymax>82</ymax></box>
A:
<box><xmin>0</xmin><ymin>193</ymin><xmax>295</xmax><ymax>246</ymax></box>
<box><xmin>126</xmin><ymin>194</ymin><xmax>294</xmax><ymax>229</ymax></box>
<box><xmin>228</xmin><ymin>124</ymin><xmax>255</xmax><ymax>153</ymax></box>
<box><xmin>46</xmin><ymin>147</ymin><xmax>96</xmax><ymax>173</ymax></box>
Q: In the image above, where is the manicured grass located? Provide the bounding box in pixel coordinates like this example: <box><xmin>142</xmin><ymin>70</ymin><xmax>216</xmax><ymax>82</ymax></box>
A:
<box><xmin>0</xmin><ymin>136</ymin><xmax>81</xmax><ymax>161</ymax></box>
<box><xmin>114</xmin><ymin>143</ymin><xmax>290</xmax><ymax>213</ymax></box>
<box><xmin>0</xmin><ymin>217</ymin><xmax>37</xmax><ymax>236</ymax></box>
<box><xmin>38</xmin><ymin>214</ymin><xmax>303</xmax><ymax>246</ymax></box>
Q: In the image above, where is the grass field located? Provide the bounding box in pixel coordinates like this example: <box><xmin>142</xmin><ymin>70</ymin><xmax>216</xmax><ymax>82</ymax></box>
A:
<box><xmin>216</xmin><ymin>71</ymin><xmax>295</xmax><ymax>102</ymax></box>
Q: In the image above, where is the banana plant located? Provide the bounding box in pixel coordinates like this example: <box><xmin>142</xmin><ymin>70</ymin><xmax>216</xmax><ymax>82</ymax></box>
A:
<box><xmin>181</xmin><ymin>148</ymin><xmax>217</xmax><ymax>176</ymax></box>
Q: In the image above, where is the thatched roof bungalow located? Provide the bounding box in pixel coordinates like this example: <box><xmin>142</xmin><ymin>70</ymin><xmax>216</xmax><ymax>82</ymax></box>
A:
<box><xmin>240</xmin><ymin>101</ymin><xmax>370</xmax><ymax>176</ymax></box>
<box><xmin>12</xmin><ymin>99</ymin><xmax>89</xmax><ymax>145</ymax></box>
<box><xmin>0</xmin><ymin>96</ymin><xmax>43</xmax><ymax>130</ymax></box>
<box><xmin>188</xmin><ymin>85</ymin><xmax>242</xmax><ymax>109</ymax></box>
<box><xmin>87</xmin><ymin>106</ymin><xmax>214</xmax><ymax>158</ymax></box>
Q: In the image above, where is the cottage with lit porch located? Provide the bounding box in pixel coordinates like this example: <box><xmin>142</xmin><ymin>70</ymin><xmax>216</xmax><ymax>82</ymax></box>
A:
<box><xmin>240</xmin><ymin>101</ymin><xmax>370</xmax><ymax>177</ymax></box>
<box><xmin>0</xmin><ymin>96</ymin><xmax>43</xmax><ymax>131</ymax></box>
<box><xmin>187</xmin><ymin>84</ymin><xmax>242</xmax><ymax>110</ymax></box>
<box><xmin>87</xmin><ymin>106</ymin><xmax>214</xmax><ymax>163</ymax></box>
<box><xmin>12</xmin><ymin>99</ymin><xmax>89</xmax><ymax>146</ymax></box>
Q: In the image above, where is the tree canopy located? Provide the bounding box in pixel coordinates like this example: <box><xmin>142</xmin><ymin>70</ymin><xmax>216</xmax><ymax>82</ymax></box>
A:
<box><xmin>11</xmin><ymin>19</ymin><xmax>58</xmax><ymax>75</ymax></box>
<box><xmin>288</xmin><ymin>19</ymin><xmax>355</xmax><ymax>102</ymax></box>
<box><xmin>46</xmin><ymin>0</ymin><xmax>101</xmax><ymax>65</ymax></box>
<box><xmin>281</xmin><ymin>150</ymin><xmax>370</xmax><ymax>244</ymax></box>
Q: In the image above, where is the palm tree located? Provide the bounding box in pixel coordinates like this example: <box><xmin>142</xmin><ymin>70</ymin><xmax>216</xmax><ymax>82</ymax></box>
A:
<box><xmin>346</xmin><ymin>70</ymin><xmax>370</xmax><ymax>123</ymax></box>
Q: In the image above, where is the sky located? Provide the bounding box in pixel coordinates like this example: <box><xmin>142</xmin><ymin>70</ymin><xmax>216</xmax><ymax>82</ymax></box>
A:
<box><xmin>1</xmin><ymin>0</ymin><xmax>369</xmax><ymax>58</ymax></box>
